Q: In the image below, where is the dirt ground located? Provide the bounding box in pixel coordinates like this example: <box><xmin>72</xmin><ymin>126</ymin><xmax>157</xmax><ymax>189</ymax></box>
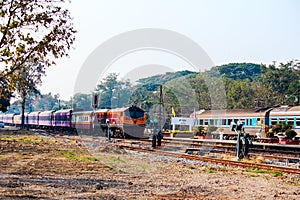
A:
<box><xmin>0</xmin><ymin>130</ymin><xmax>300</xmax><ymax>200</ymax></box>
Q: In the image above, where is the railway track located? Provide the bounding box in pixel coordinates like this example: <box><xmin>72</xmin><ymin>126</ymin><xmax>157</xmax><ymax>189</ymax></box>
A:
<box><xmin>119</xmin><ymin>145</ymin><xmax>300</xmax><ymax>175</ymax></box>
<box><xmin>31</xmin><ymin>130</ymin><xmax>300</xmax><ymax>174</ymax></box>
<box><xmin>111</xmin><ymin>137</ymin><xmax>300</xmax><ymax>173</ymax></box>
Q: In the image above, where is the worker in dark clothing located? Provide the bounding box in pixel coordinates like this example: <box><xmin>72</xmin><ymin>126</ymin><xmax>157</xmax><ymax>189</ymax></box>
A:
<box><xmin>151</xmin><ymin>120</ymin><xmax>163</xmax><ymax>148</ymax></box>
<box><xmin>157</xmin><ymin>130</ymin><xmax>162</xmax><ymax>146</ymax></box>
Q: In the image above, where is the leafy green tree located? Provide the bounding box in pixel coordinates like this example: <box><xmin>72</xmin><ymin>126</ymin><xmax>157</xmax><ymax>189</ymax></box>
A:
<box><xmin>261</xmin><ymin>61</ymin><xmax>299</xmax><ymax>106</ymax></box>
<box><xmin>72</xmin><ymin>93</ymin><xmax>92</xmax><ymax>111</ymax></box>
<box><xmin>0</xmin><ymin>96</ymin><xmax>10</xmax><ymax>112</ymax></box>
<box><xmin>0</xmin><ymin>84</ymin><xmax>11</xmax><ymax>112</ymax></box>
<box><xmin>226</xmin><ymin>79</ymin><xmax>256</xmax><ymax>109</ymax></box>
<box><xmin>96</xmin><ymin>73</ymin><xmax>132</xmax><ymax>109</ymax></box>
<box><xmin>129</xmin><ymin>85</ymin><xmax>155</xmax><ymax>111</ymax></box>
<box><xmin>189</xmin><ymin>73</ymin><xmax>211</xmax><ymax>109</ymax></box>
<box><xmin>34</xmin><ymin>93</ymin><xmax>60</xmax><ymax>111</ymax></box>
<box><xmin>14</xmin><ymin>62</ymin><xmax>44</xmax><ymax>127</ymax></box>
<box><xmin>0</xmin><ymin>76</ymin><xmax>12</xmax><ymax>112</ymax></box>
<box><xmin>210</xmin><ymin>63</ymin><xmax>262</xmax><ymax>81</ymax></box>
<box><xmin>0</xmin><ymin>0</ymin><xmax>76</xmax><ymax>99</ymax></box>
<box><xmin>137</xmin><ymin>70</ymin><xmax>196</xmax><ymax>86</ymax></box>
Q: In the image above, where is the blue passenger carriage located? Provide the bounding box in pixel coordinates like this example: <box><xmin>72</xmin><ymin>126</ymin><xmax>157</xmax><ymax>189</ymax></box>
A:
<box><xmin>193</xmin><ymin>108</ymin><xmax>270</xmax><ymax>136</ymax></box>
<box><xmin>269</xmin><ymin>106</ymin><xmax>300</xmax><ymax>135</ymax></box>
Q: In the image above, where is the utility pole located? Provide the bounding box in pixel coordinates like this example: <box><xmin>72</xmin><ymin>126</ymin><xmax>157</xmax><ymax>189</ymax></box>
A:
<box><xmin>158</xmin><ymin>85</ymin><xmax>163</xmax><ymax>146</ymax></box>
<box><xmin>152</xmin><ymin>85</ymin><xmax>163</xmax><ymax>148</ymax></box>
<box><xmin>159</xmin><ymin>85</ymin><xmax>163</xmax><ymax>130</ymax></box>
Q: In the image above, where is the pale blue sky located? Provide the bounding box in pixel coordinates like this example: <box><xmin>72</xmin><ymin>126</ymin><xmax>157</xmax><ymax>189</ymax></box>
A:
<box><xmin>41</xmin><ymin>0</ymin><xmax>300</xmax><ymax>100</ymax></box>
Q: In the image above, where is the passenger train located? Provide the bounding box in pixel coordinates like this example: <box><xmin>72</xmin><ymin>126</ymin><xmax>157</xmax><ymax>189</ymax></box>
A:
<box><xmin>191</xmin><ymin>106</ymin><xmax>300</xmax><ymax>136</ymax></box>
<box><xmin>0</xmin><ymin>106</ymin><xmax>147</xmax><ymax>138</ymax></box>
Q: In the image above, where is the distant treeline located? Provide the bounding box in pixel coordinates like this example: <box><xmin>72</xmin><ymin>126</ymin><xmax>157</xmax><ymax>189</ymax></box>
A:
<box><xmin>5</xmin><ymin>61</ymin><xmax>300</xmax><ymax>117</ymax></box>
<box><xmin>130</xmin><ymin>61</ymin><xmax>300</xmax><ymax>115</ymax></box>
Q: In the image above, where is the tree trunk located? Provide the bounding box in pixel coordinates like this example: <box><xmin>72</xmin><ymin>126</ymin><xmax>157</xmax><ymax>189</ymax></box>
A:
<box><xmin>21</xmin><ymin>91</ymin><xmax>26</xmax><ymax>129</ymax></box>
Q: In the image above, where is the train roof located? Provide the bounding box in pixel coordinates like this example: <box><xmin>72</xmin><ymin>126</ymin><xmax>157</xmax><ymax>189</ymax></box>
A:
<box><xmin>270</xmin><ymin>106</ymin><xmax>300</xmax><ymax>116</ymax></box>
<box><xmin>54</xmin><ymin>109</ymin><xmax>72</xmax><ymax>114</ymax></box>
<box><xmin>94</xmin><ymin>108</ymin><xmax>110</xmax><ymax>113</ymax></box>
<box><xmin>72</xmin><ymin>110</ymin><xmax>93</xmax><ymax>115</ymax></box>
<box><xmin>194</xmin><ymin>106</ymin><xmax>300</xmax><ymax>118</ymax></box>
<box><xmin>27</xmin><ymin>111</ymin><xmax>40</xmax><ymax>115</ymax></box>
<box><xmin>288</xmin><ymin>106</ymin><xmax>300</xmax><ymax>111</ymax></box>
<box><xmin>194</xmin><ymin>108</ymin><xmax>268</xmax><ymax>118</ymax></box>
<box><xmin>39</xmin><ymin>110</ymin><xmax>55</xmax><ymax>115</ymax></box>
<box><xmin>108</xmin><ymin>107</ymin><xmax>129</xmax><ymax>112</ymax></box>
<box><xmin>3</xmin><ymin>113</ymin><xmax>16</xmax><ymax>117</ymax></box>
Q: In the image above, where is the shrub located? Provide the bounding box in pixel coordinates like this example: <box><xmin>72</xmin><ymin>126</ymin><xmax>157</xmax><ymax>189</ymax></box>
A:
<box><xmin>271</xmin><ymin>123</ymin><xmax>283</xmax><ymax>134</ymax></box>
<box><xmin>207</xmin><ymin>125</ymin><xmax>218</xmax><ymax>134</ymax></box>
<box><xmin>285</xmin><ymin>129</ymin><xmax>297</xmax><ymax>139</ymax></box>
<box><xmin>193</xmin><ymin>126</ymin><xmax>206</xmax><ymax>136</ymax></box>
<box><xmin>266</xmin><ymin>130</ymin><xmax>274</xmax><ymax>138</ymax></box>
<box><xmin>272</xmin><ymin>122</ymin><xmax>293</xmax><ymax>134</ymax></box>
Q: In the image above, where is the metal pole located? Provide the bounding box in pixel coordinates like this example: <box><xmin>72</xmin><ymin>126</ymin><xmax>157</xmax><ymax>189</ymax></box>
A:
<box><xmin>158</xmin><ymin>85</ymin><xmax>163</xmax><ymax>146</ymax></box>
<box><xmin>159</xmin><ymin>85</ymin><xmax>163</xmax><ymax>130</ymax></box>
<box><xmin>236</xmin><ymin>132</ymin><xmax>241</xmax><ymax>159</ymax></box>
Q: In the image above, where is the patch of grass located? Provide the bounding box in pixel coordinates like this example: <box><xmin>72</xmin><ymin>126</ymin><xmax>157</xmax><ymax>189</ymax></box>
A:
<box><xmin>19</xmin><ymin>137</ymin><xmax>40</xmax><ymax>144</ymax></box>
<box><xmin>80</xmin><ymin>156</ymin><xmax>99</xmax><ymax>162</ymax></box>
<box><xmin>59</xmin><ymin>151</ymin><xmax>100</xmax><ymax>162</ymax></box>
<box><xmin>273</xmin><ymin>170</ymin><xmax>283</xmax><ymax>177</ymax></box>
<box><xmin>208</xmin><ymin>169</ymin><xmax>216</xmax><ymax>173</ymax></box>
<box><xmin>156</xmin><ymin>165</ymin><xmax>164</xmax><ymax>170</ymax></box>
<box><xmin>0</xmin><ymin>137</ymin><xmax>17</xmax><ymax>142</ymax></box>
<box><xmin>246</xmin><ymin>165</ymin><xmax>267</xmax><ymax>173</ymax></box>
<box><xmin>248</xmin><ymin>174</ymin><xmax>258</xmax><ymax>177</ymax></box>
<box><xmin>59</xmin><ymin>151</ymin><xmax>78</xmax><ymax>161</ymax></box>
<box><xmin>246</xmin><ymin>166</ymin><xmax>283</xmax><ymax>177</ymax></box>
<box><xmin>0</xmin><ymin>135</ymin><xmax>54</xmax><ymax>145</ymax></box>
<box><xmin>0</xmin><ymin>157</ymin><xmax>8</xmax><ymax>161</ymax></box>
<box><xmin>218</xmin><ymin>168</ymin><xmax>229</xmax><ymax>173</ymax></box>
<box><xmin>140</xmin><ymin>164</ymin><xmax>149</xmax><ymax>170</ymax></box>
<box><xmin>189</xmin><ymin>166</ymin><xmax>196</xmax><ymax>170</ymax></box>
<box><xmin>108</xmin><ymin>164</ymin><xmax>116</xmax><ymax>170</ymax></box>
<box><xmin>109</xmin><ymin>156</ymin><xmax>126</xmax><ymax>163</ymax></box>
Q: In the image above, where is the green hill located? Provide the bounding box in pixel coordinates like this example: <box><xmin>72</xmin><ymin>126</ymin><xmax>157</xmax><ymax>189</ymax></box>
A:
<box><xmin>209</xmin><ymin>63</ymin><xmax>263</xmax><ymax>81</ymax></box>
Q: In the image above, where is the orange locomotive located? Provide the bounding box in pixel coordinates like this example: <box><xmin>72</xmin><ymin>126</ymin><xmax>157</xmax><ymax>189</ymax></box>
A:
<box><xmin>95</xmin><ymin>106</ymin><xmax>147</xmax><ymax>138</ymax></box>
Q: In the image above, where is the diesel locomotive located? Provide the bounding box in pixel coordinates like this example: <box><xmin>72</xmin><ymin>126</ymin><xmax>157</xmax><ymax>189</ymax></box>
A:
<box><xmin>0</xmin><ymin>106</ymin><xmax>147</xmax><ymax>138</ymax></box>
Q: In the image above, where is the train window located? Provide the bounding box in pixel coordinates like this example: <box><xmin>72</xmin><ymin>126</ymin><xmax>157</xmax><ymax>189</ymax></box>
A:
<box><xmin>221</xmin><ymin>119</ymin><xmax>226</xmax><ymax>125</ymax></box>
<box><xmin>296</xmin><ymin>118</ymin><xmax>300</xmax><ymax>126</ymax></box>
<box><xmin>215</xmin><ymin>119</ymin><xmax>220</xmax><ymax>126</ymax></box>
<box><xmin>249</xmin><ymin>118</ymin><xmax>252</xmax><ymax>126</ymax></box>
<box><xmin>271</xmin><ymin>117</ymin><xmax>277</xmax><ymax>125</ymax></box>
<box><xmin>199</xmin><ymin>119</ymin><xmax>203</xmax><ymax>125</ymax></box>
<box><xmin>204</xmin><ymin>119</ymin><xmax>208</xmax><ymax>125</ymax></box>
<box><xmin>239</xmin><ymin>118</ymin><xmax>245</xmax><ymax>125</ymax></box>
<box><xmin>278</xmin><ymin>118</ymin><xmax>286</xmax><ymax>124</ymax></box>
<box><xmin>287</xmin><ymin>118</ymin><xmax>294</xmax><ymax>123</ymax></box>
